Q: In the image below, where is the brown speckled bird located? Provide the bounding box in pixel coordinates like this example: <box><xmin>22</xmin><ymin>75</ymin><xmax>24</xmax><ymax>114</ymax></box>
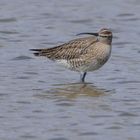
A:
<box><xmin>30</xmin><ymin>28</ymin><xmax>113</xmax><ymax>82</ymax></box>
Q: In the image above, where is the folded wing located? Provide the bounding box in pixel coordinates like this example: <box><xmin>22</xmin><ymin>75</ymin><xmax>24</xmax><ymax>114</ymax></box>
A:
<box><xmin>30</xmin><ymin>36</ymin><xmax>97</xmax><ymax>60</ymax></box>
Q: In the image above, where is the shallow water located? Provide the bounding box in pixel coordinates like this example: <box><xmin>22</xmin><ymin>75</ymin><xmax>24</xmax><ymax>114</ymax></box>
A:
<box><xmin>0</xmin><ymin>0</ymin><xmax>140</xmax><ymax>140</ymax></box>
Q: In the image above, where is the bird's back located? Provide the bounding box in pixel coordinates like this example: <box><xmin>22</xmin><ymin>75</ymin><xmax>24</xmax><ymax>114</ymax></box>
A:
<box><xmin>31</xmin><ymin>36</ymin><xmax>97</xmax><ymax>60</ymax></box>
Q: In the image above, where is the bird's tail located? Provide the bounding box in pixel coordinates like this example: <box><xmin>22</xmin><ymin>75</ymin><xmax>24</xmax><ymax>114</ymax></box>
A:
<box><xmin>30</xmin><ymin>49</ymin><xmax>44</xmax><ymax>56</ymax></box>
<box><xmin>30</xmin><ymin>48</ymin><xmax>56</xmax><ymax>60</ymax></box>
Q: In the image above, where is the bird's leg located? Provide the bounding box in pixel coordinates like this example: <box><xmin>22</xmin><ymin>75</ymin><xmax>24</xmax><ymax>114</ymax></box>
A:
<box><xmin>80</xmin><ymin>72</ymin><xmax>87</xmax><ymax>83</ymax></box>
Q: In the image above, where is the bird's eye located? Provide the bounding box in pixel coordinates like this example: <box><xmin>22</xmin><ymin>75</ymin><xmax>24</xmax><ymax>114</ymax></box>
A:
<box><xmin>100</xmin><ymin>35</ymin><xmax>108</xmax><ymax>38</ymax></box>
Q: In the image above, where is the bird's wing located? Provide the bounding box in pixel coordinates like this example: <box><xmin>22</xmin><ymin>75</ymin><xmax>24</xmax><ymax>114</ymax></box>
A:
<box><xmin>31</xmin><ymin>36</ymin><xmax>97</xmax><ymax>60</ymax></box>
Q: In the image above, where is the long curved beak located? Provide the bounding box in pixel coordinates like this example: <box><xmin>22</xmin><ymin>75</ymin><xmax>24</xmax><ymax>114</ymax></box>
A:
<box><xmin>76</xmin><ymin>32</ymin><xmax>98</xmax><ymax>36</ymax></box>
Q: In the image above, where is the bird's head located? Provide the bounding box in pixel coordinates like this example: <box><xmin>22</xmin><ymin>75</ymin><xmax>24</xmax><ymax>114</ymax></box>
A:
<box><xmin>77</xmin><ymin>28</ymin><xmax>113</xmax><ymax>45</ymax></box>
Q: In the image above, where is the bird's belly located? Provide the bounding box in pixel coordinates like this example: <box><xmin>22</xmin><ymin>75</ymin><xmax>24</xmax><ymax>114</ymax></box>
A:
<box><xmin>78</xmin><ymin>60</ymin><xmax>102</xmax><ymax>72</ymax></box>
<box><xmin>56</xmin><ymin>56</ymin><xmax>109</xmax><ymax>72</ymax></box>
<box><xmin>79</xmin><ymin>54</ymin><xmax>110</xmax><ymax>72</ymax></box>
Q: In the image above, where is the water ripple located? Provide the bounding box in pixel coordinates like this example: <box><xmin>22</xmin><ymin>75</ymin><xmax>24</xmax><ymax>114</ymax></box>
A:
<box><xmin>79</xmin><ymin>132</ymin><xmax>98</xmax><ymax>136</ymax></box>
<box><xmin>12</xmin><ymin>55</ymin><xmax>33</xmax><ymax>60</ymax></box>
<box><xmin>0</xmin><ymin>17</ymin><xmax>17</xmax><ymax>23</ymax></box>
<box><xmin>48</xmin><ymin>138</ymin><xmax>68</xmax><ymax>140</ymax></box>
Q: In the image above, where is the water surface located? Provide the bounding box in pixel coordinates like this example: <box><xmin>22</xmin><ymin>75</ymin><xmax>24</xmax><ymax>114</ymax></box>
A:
<box><xmin>0</xmin><ymin>0</ymin><xmax>140</xmax><ymax>140</ymax></box>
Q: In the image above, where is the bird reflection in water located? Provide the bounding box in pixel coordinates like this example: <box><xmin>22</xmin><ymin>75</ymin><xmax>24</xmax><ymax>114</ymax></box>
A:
<box><xmin>36</xmin><ymin>83</ymin><xmax>112</xmax><ymax>99</ymax></box>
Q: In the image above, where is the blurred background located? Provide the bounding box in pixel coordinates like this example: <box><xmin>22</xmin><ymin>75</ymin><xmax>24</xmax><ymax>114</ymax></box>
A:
<box><xmin>0</xmin><ymin>0</ymin><xmax>140</xmax><ymax>140</ymax></box>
